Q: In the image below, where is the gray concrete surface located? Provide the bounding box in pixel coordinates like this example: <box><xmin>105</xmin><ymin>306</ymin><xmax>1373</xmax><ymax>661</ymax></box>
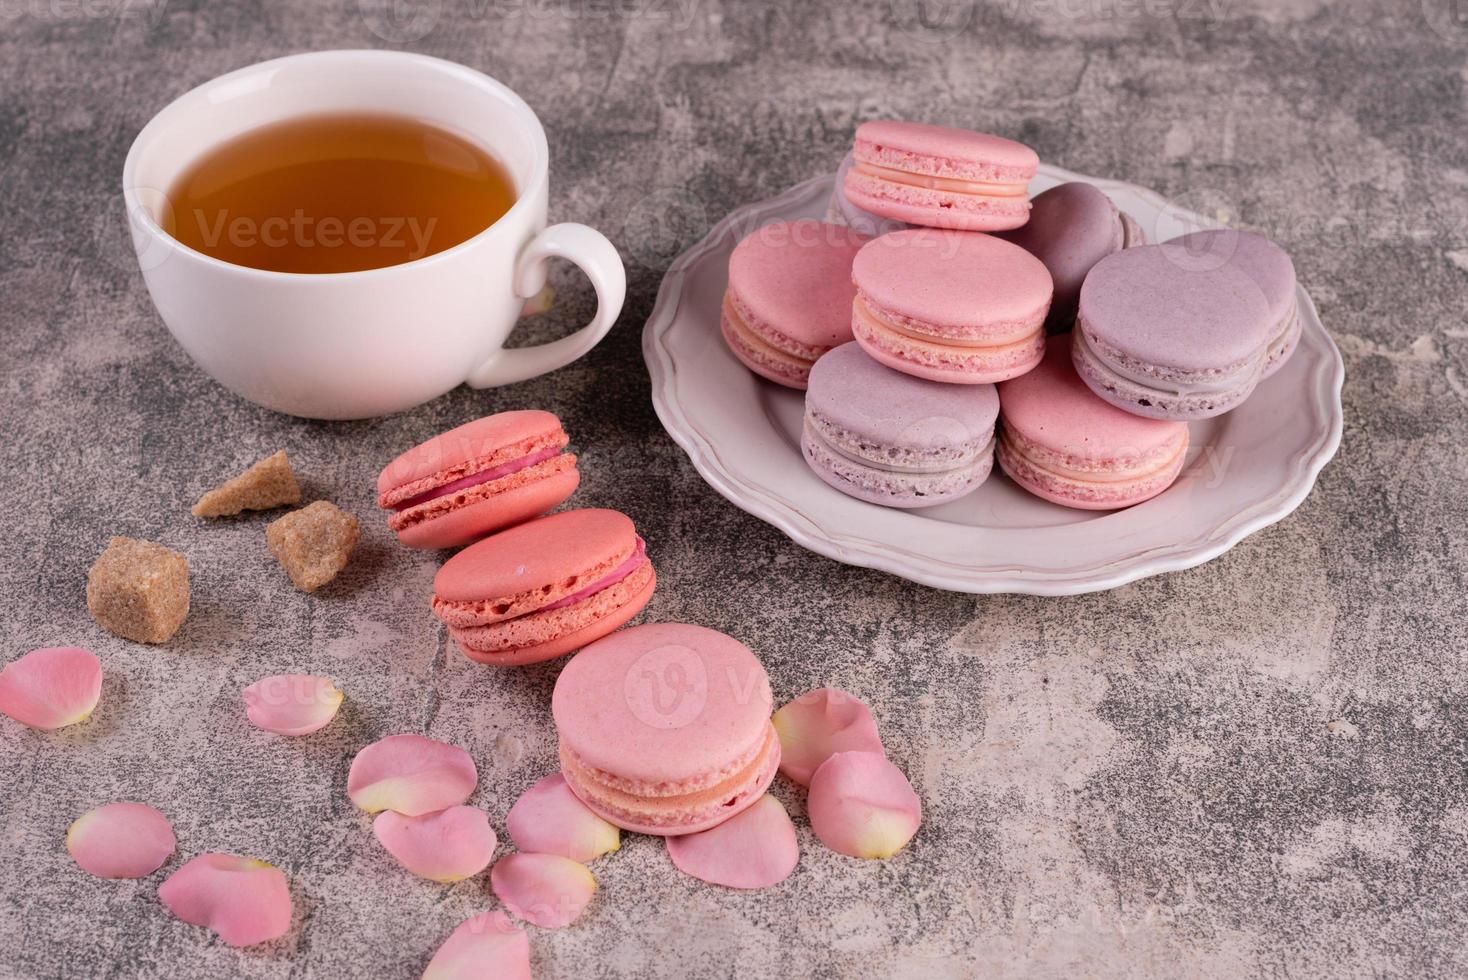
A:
<box><xmin>2</xmin><ymin>0</ymin><xmax>1466</xmax><ymax>977</ymax></box>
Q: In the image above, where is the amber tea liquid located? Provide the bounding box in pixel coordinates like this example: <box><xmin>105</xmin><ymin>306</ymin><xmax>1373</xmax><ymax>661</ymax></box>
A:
<box><xmin>164</xmin><ymin>113</ymin><xmax>517</xmax><ymax>274</ymax></box>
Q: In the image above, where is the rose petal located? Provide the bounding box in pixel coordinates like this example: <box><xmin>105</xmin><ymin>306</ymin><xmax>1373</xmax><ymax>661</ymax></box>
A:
<box><xmin>807</xmin><ymin>751</ymin><xmax>921</xmax><ymax>859</ymax></box>
<box><xmin>490</xmin><ymin>853</ymin><xmax>596</xmax><ymax>929</ymax></box>
<box><xmin>66</xmin><ymin>802</ymin><xmax>176</xmax><ymax>878</ymax></box>
<box><xmin>158</xmin><ymin>853</ymin><xmax>292</xmax><ymax>947</ymax></box>
<box><xmin>422</xmin><ymin>910</ymin><xmax>530</xmax><ymax>980</ymax></box>
<box><xmin>0</xmin><ymin>647</ymin><xmax>102</xmax><ymax>730</ymax></box>
<box><xmin>506</xmin><ymin>773</ymin><xmax>619</xmax><ymax>862</ymax></box>
<box><xmin>666</xmin><ymin>794</ymin><xmax>798</xmax><ymax>889</ymax></box>
<box><xmin>243</xmin><ymin>674</ymin><xmax>344</xmax><ymax>736</ymax></box>
<box><xmin>373</xmin><ymin>806</ymin><xmax>497</xmax><ymax>882</ymax></box>
<box><xmin>347</xmin><ymin>734</ymin><xmax>477</xmax><ymax>816</ymax></box>
<box><xmin>771</xmin><ymin>688</ymin><xmax>884</xmax><ymax>786</ymax></box>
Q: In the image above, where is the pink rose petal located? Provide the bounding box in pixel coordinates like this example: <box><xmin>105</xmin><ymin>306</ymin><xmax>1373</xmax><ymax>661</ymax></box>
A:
<box><xmin>0</xmin><ymin>647</ymin><xmax>102</xmax><ymax>731</ymax></box>
<box><xmin>490</xmin><ymin>852</ymin><xmax>596</xmax><ymax>929</ymax></box>
<box><xmin>158</xmin><ymin>853</ymin><xmax>292</xmax><ymax>947</ymax></box>
<box><xmin>771</xmin><ymin>687</ymin><xmax>884</xmax><ymax>786</ymax></box>
<box><xmin>66</xmin><ymin>802</ymin><xmax>176</xmax><ymax>878</ymax></box>
<box><xmin>422</xmin><ymin>910</ymin><xmax>530</xmax><ymax>980</ymax></box>
<box><xmin>243</xmin><ymin>674</ymin><xmax>343</xmax><ymax>736</ymax></box>
<box><xmin>505</xmin><ymin>773</ymin><xmax>619</xmax><ymax>862</ymax></box>
<box><xmin>808</xmin><ymin>751</ymin><xmax>921</xmax><ymax>859</ymax></box>
<box><xmin>666</xmin><ymin>794</ymin><xmax>798</xmax><ymax>889</ymax></box>
<box><xmin>347</xmin><ymin>734</ymin><xmax>477</xmax><ymax>816</ymax></box>
<box><xmin>373</xmin><ymin>806</ymin><xmax>497</xmax><ymax>882</ymax></box>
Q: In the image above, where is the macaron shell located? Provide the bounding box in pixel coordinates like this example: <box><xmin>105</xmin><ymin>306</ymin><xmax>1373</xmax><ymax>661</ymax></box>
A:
<box><xmin>552</xmin><ymin>623</ymin><xmax>774</xmax><ymax>788</ymax></box>
<box><xmin>1071</xmin><ymin>327</ymin><xmax>1261</xmax><ymax>420</ymax></box>
<box><xmin>1003</xmin><ymin>336</ymin><xmax>1187</xmax><ymax>460</ymax></box>
<box><xmin>725</xmin><ymin>219</ymin><xmax>867</xmax><ymax>351</ymax></box>
<box><xmin>853</xmin><ymin>230</ymin><xmax>1052</xmax><ymax>336</ymax></box>
<box><xmin>393</xmin><ymin>464</ymin><xmax>579</xmax><ymax>550</ymax></box>
<box><xmin>1167</xmin><ymin>228</ymin><xmax>1299</xmax><ymax>379</ymax></box>
<box><xmin>997</xmin><ymin>435</ymin><xmax>1186</xmax><ymax>510</ymax></box>
<box><xmin>433</xmin><ymin>509</ymin><xmax>636</xmax><ymax>605</ymax></box>
<box><xmin>853</xmin><ymin>120</ymin><xmax>1040</xmax><ymax>180</ymax></box>
<box><xmin>997</xmin><ymin>182</ymin><xmax>1129</xmax><ymax>331</ymax></box>
<box><xmin>377</xmin><ymin>410</ymin><xmax>564</xmax><ymax>502</ymax></box>
<box><xmin>1261</xmin><ymin>306</ymin><xmax>1303</xmax><ymax>380</ymax></box>
<box><xmin>802</xmin><ymin>428</ymin><xmax>994</xmax><ymax>509</ymax></box>
<box><xmin>806</xmin><ymin>342</ymin><xmax>1000</xmax><ymax>449</ymax></box>
<box><xmin>848</xmin><ymin>121</ymin><xmax>1037</xmax><ymax>231</ymax></box>
<box><xmin>999</xmin><ymin>336</ymin><xmax>1189</xmax><ymax>509</ymax></box>
<box><xmin>852</xmin><ymin>313</ymin><xmax>1045</xmax><ymax>385</ymax></box>
<box><xmin>828</xmin><ymin>152</ymin><xmax>912</xmax><ymax>238</ymax></box>
<box><xmin>843</xmin><ymin>180</ymin><xmax>1032</xmax><ymax>233</ymax></box>
<box><xmin>450</xmin><ymin>564</ymin><xmax>656</xmax><ymax>667</ymax></box>
<box><xmin>1078</xmin><ymin>244</ymin><xmax>1273</xmax><ymax>375</ymax></box>
<box><xmin>560</xmin><ymin>723</ymin><xmax>781</xmax><ymax>836</ymax></box>
<box><xmin>720</xmin><ymin>301</ymin><xmax>814</xmax><ymax>390</ymax></box>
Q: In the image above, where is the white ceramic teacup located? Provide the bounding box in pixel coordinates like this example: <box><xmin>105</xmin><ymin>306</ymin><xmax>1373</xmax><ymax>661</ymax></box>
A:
<box><xmin>123</xmin><ymin>50</ymin><xmax>626</xmax><ymax>420</ymax></box>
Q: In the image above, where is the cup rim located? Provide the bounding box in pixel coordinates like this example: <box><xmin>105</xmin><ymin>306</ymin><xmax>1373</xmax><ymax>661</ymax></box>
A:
<box><xmin>121</xmin><ymin>49</ymin><xmax>550</xmax><ymax>281</ymax></box>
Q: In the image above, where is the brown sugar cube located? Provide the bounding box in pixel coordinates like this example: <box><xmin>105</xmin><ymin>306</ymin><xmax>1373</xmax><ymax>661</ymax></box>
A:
<box><xmin>266</xmin><ymin>501</ymin><xmax>360</xmax><ymax>593</ymax></box>
<box><xmin>86</xmin><ymin>537</ymin><xmax>190</xmax><ymax>644</ymax></box>
<box><xmin>192</xmin><ymin>450</ymin><xmax>302</xmax><ymax>517</ymax></box>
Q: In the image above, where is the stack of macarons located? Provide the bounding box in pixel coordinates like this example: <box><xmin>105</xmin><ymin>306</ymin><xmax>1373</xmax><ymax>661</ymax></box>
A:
<box><xmin>377</xmin><ymin>412</ymin><xmax>656</xmax><ymax>666</ymax></box>
<box><xmin>720</xmin><ymin>118</ymin><xmax>1301</xmax><ymax>512</ymax></box>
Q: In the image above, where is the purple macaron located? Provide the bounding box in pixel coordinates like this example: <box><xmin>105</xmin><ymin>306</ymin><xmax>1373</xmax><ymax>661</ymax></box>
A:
<box><xmin>1073</xmin><ymin>243</ymin><xmax>1274</xmax><ymax>420</ymax></box>
<box><xmin>998</xmin><ymin>182</ymin><xmax>1146</xmax><ymax>333</ymax></box>
<box><xmin>1166</xmin><ymin>229</ymin><xmax>1299</xmax><ymax>379</ymax></box>
<box><xmin>802</xmin><ymin>342</ymin><xmax>999</xmax><ymax>508</ymax></box>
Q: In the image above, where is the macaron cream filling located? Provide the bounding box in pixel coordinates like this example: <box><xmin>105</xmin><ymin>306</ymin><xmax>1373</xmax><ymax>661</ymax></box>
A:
<box><xmin>803</xmin><ymin>413</ymin><xmax>994</xmax><ymax>476</ymax></box>
<box><xmin>434</xmin><ymin>536</ymin><xmax>650</xmax><ymax>630</ymax></box>
<box><xmin>392</xmin><ymin>445</ymin><xmax>565</xmax><ymax>511</ymax></box>
<box><xmin>541</xmin><ymin>538</ymin><xmax>647</xmax><ymax>612</ymax></box>
<box><xmin>1074</xmin><ymin>318</ymin><xmax>1263</xmax><ymax>396</ymax></box>
<box><xmin>850</xmin><ymin>160</ymin><xmax>1029</xmax><ymax>197</ymax></box>
<box><xmin>854</xmin><ymin>293</ymin><xmax>1043</xmax><ymax>348</ymax></box>
<box><xmin>559</xmin><ymin>724</ymin><xmax>780</xmax><ymax>830</ymax></box>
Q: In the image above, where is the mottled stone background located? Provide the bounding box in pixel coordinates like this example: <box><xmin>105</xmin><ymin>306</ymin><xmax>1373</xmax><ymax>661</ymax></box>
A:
<box><xmin>2</xmin><ymin>0</ymin><xmax>1465</xmax><ymax>977</ymax></box>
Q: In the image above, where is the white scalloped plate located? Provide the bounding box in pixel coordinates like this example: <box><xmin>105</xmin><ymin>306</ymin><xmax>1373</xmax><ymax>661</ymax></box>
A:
<box><xmin>643</xmin><ymin>165</ymin><xmax>1344</xmax><ymax>595</ymax></box>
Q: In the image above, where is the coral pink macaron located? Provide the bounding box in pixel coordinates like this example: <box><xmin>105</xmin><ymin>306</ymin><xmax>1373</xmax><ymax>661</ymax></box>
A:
<box><xmin>844</xmin><ymin>120</ymin><xmax>1039</xmax><ymax>232</ymax></box>
<box><xmin>851</xmin><ymin>229</ymin><xmax>1052</xmax><ymax>384</ymax></box>
<box><xmin>553</xmin><ymin>623</ymin><xmax>780</xmax><ymax>836</ymax></box>
<box><xmin>721</xmin><ymin>219</ymin><xmax>869</xmax><ymax>389</ymax></box>
<box><xmin>431</xmin><ymin>509</ymin><xmax>655</xmax><ymax>666</ymax></box>
<box><xmin>998</xmin><ymin>336</ymin><xmax>1189</xmax><ymax>510</ymax></box>
<box><xmin>378</xmin><ymin>410</ymin><xmax>579</xmax><ymax>550</ymax></box>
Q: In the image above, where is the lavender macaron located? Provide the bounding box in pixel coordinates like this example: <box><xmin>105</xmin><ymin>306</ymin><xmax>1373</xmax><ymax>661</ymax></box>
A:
<box><xmin>1167</xmin><ymin>229</ymin><xmax>1299</xmax><ymax>379</ymax></box>
<box><xmin>802</xmin><ymin>342</ymin><xmax>998</xmax><ymax>508</ymax></box>
<box><xmin>1073</xmin><ymin>243</ymin><xmax>1273</xmax><ymax>420</ymax></box>
<box><xmin>998</xmin><ymin>182</ymin><xmax>1146</xmax><ymax>333</ymax></box>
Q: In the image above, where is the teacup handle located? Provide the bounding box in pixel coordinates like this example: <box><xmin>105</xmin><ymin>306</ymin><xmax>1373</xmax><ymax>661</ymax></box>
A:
<box><xmin>467</xmin><ymin>223</ymin><xmax>626</xmax><ymax>388</ymax></box>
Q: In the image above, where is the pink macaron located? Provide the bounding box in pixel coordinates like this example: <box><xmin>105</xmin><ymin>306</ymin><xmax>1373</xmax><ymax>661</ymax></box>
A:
<box><xmin>1074</xmin><ymin>244</ymin><xmax>1273</xmax><ymax>420</ymax></box>
<box><xmin>721</xmin><ymin>219</ymin><xmax>869</xmax><ymax>389</ymax></box>
<box><xmin>1166</xmin><ymin>228</ymin><xmax>1300</xmax><ymax>380</ymax></box>
<box><xmin>851</xmin><ymin>229</ymin><xmax>1053</xmax><ymax>384</ymax></box>
<box><xmin>378</xmin><ymin>411</ymin><xmax>579</xmax><ymax>550</ymax></box>
<box><xmin>843</xmin><ymin>120</ymin><xmax>1038</xmax><ymax>232</ymax></box>
<box><xmin>998</xmin><ymin>181</ymin><xmax>1146</xmax><ymax>332</ymax></box>
<box><xmin>998</xmin><ymin>336</ymin><xmax>1189</xmax><ymax>510</ymax></box>
<box><xmin>553</xmin><ymin>623</ymin><xmax>779</xmax><ymax>836</ymax></box>
<box><xmin>431</xmin><ymin>509</ymin><xmax>655</xmax><ymax>666</ymax></box>
<box><xmin>826</xmin><ymin>152</ymin><xmax>912</xmax><ymax>238</ymax></box>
